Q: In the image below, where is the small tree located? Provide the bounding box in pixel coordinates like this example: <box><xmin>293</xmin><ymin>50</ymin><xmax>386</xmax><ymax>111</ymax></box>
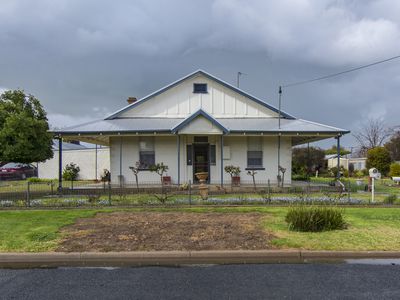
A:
<box><xmin>389</xmin><ymin>163</ymin><xmax>400</xmax><ymax>177</ymax></box>
<box><xmin>62</xmin><ymin>163</ymin><xmax>80</xmax><ymax>181</ymax></box>
<box><xmin>247</xmin><ymin>170</ymin><xmax>257</xmax><ymax>191</ymax></box>
<box><xmin>129</xmin><ymin>161</ymin><xmax>141</xmax><ymax>191</ymax></box>
<box><xmin>366</xmin><ymin>147</ymin><xmax>392</xmax><ymax>176</ymax></box>
<box><xmin>149</xmin><ymin>162</ymin><xmax>169</xmax><ymax>185</ymax></box>
<box><xmin>224</xmin><ymin>165</ymin><xmax>241</xmax><ymax>178</ymax></box>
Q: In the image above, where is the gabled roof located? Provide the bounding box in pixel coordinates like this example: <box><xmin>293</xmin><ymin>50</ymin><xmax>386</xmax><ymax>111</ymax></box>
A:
<box><xmin>171</xmin><ymin>109</ymin><xmax>229</xmax><ymax>134</ymax></box>
<box><xmin>105</xmin><ymin>69</ymin><xmax>295</xmax><ymax>120</ymax></box>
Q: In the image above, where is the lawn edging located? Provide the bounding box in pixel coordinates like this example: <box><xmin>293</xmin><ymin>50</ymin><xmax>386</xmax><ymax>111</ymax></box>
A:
<box><xmin>1</xmin><ymin>250</ymin><xmax>400</xmax><ymax>268</ymax></box>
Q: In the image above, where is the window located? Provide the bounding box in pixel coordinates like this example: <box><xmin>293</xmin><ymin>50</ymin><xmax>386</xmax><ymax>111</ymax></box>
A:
<box><xmin>187</xmin><ymin>145</ymin><xmax>193</xmax><ymax>165</ymax></box>
<box><xmin>210</xmin><ymin>145</ymin><xmax>216</xmax><ymax>165</ymax></box>
<box><xmin>193</xmin><ymin>83</ymin><xmax>207</xmax><ymax>93</ymax></box>
<box><xmin>247</xmin><ymin>137</ymin><xmax>263</xmax><ymax>168</ymax></box>
<box><xmin>139</xmin><ymin>137</ymin><xmax>155</xmax><ymax>169</ymax></box>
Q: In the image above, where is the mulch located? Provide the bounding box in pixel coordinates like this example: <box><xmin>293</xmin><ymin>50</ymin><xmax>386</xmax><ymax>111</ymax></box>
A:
<box><xmin>56</xmin><ymin>212</ymin><xmax>274</xmax><ymax>252</ymax></box>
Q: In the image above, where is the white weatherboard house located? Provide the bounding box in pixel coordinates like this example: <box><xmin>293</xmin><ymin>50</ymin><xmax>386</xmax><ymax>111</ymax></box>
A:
<box><xmin>54</xmin><ymin>70</ymin><xmax>349</xmax><ymax>186</ymax></box>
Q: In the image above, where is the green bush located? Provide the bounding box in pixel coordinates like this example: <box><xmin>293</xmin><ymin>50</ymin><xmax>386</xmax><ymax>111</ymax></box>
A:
<box><xmin>366</xmin><ymin>147</ymin><xmax>392</xmax><ymax>176</ymax></box>
<box><xmin>285</xmin><ymin>205</ymin><xmax>347</xmax><ymax>232</ymax></box>
<box><xmin>383</xmin><ymin>194</ymin><xmax>397</xmax><ymax>204</ymax></box>
<box><xmin>292</xmin><ymin>174</ymin><xmax>309</xmax><ymax>181</ymax></box>
<box><xmin>62</xmin><ymin>162</ymin><xmax>80</xmax><ymax>181</ymax></box>
<box><xmin>389</xmin><ymin>163</ymin><xmax>400</xmax><ymax>177</ymax></box>
<box><xmin>27</xmin><ymin>177</ymin><xmax>53</xmax><ymax>183</ymax></box>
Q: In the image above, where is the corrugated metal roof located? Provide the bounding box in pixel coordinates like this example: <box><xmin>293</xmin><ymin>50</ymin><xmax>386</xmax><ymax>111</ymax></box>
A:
<box><xmin>52</xmin><ymin>140</ymin><xmax>88</xmax><ymax>150</ymax></box>
<box><xmin>53</xmin><ymin>117</ymin><xmax>348</xmax><ymax>135</ymax></box>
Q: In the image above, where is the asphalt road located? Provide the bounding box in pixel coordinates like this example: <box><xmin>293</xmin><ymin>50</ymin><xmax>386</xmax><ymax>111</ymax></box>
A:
<box><xmin>0</xmin><ymin>263</ymin><xmax>399</xmax><ymax>299</ymax></box>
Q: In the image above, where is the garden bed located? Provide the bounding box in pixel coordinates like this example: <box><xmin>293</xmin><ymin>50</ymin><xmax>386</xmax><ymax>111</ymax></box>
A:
<box><xmin>56</xmin><ymin>212</ymin><xmax>273</xmax><ymax>252</ymax></box>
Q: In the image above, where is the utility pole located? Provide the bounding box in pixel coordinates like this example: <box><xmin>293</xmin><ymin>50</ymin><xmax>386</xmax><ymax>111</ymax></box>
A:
<box><xmin>278</xmin><ymin>86</ymin><xmax>282</xmax><ymax>129</ymax></box>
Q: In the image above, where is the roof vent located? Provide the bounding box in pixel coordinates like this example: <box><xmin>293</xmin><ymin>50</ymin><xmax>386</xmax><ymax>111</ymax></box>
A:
<box><xmin>127</xmin><ymin>97</ymin><xmax>137</xmax><ymax>104</ymax></box>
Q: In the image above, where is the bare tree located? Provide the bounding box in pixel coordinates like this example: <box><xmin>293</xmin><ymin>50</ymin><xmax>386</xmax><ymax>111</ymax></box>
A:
<box><xmin>353</xmin><ymin>118</ymin><xmax>392</xmax><ymax>156</ymax></box>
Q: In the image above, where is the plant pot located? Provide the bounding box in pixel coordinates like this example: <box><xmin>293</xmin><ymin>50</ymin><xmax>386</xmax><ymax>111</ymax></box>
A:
<box><xmin>195</xmin><ymin>172</ymin><xmax>208</xmax><ymax>184</ymax></box>
<box><xmin>231</xmin><ymin>176</ymin><xmax>240</xmax><ymax>186</ymax></box>
<box><xmin>162</xmin><ymin>176</ymin><xmax>171</xmax><ymax>186</ymax></box>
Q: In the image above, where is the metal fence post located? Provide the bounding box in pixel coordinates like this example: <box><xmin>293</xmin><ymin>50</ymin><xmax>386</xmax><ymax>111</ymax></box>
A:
<box><xmin>348</xmin><ymin>179</ymin><xmax>351</xmax><ymax>203</ymax></box>
<box><xmin>108</xmin><ymin>181</ymin><xmax>112</xmax><ymax>205</ymax></box>
<box><xmin>188</xmin><ymin>180</ymin><xmax>192</xmax><ymax>206</ymax></box>
<box><xmin>267</xmin><ymin>179</ymin><xmax>271</xmax><ymax>203</ymax></box>
<box><xmin>26</xmin><ymin>181</ymin><xmax>30</xmax><ymax>207</ymax></box>
<box><xmin>51</xmin><ymin>181</ymin><xmax>54</xmax><ymax>195</ymax></box>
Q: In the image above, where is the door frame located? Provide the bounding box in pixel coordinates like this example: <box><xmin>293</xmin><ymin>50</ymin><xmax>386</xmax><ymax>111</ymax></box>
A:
<box><xmin>192</xmin><ymin>143</ymin><xmax>210</xmax><ymax>183</ymax></box>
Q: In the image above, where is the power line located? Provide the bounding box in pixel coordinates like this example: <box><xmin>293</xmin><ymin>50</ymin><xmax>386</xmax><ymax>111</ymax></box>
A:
<box><xmin>282</xmin><ymin>54</ymin><xmax>400</xmax><ymax>88</ymax></box>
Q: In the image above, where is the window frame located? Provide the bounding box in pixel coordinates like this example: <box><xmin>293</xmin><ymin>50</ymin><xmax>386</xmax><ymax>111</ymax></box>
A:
<box><xmin>246</xmin><ymin>136</ymin><xmax>264</xmax><ymax>170</ymax></box>
<box><xmin>193</xmin><ymin>83</ymin><xmax>208</xmax><ymax>94</ymax></box>
<box><xmin>138</xmin><ymin>137</ymin><xmax>155</xmax><ymax>170</ymax></box>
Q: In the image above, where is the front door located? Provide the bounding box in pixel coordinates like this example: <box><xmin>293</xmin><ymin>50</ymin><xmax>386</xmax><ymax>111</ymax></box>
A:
<box><xmin>193</xmin><ymin>143</ymin><xmax>210</xmax><ymax>183</ymax></box>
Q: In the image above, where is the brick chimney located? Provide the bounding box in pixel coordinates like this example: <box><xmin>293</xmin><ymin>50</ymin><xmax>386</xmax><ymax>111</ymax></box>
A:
<box><xmin>127</xmin><ymin>97</ymin><xmax>137</xmax><ymax>104</ymax></box>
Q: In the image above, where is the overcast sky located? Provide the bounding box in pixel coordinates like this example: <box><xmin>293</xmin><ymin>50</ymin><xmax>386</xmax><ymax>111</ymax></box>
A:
<box><xmin>1</xmin><ymin>0</ymin><xmax>399</xmax><ymax>149</ymax></box>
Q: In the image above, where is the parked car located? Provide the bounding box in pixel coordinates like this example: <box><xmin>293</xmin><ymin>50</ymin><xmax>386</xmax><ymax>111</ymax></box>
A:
<box><xmin>0</xmin><ymin>163</ymin><xmax>37</xmax><ymax>180</ymax></box>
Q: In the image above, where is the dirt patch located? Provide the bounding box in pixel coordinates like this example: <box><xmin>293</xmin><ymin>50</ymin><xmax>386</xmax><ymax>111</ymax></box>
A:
<box><xmin>56</xmin><ymin>212</ymin><xmax>273</xmax><ymax>252</ymax></box>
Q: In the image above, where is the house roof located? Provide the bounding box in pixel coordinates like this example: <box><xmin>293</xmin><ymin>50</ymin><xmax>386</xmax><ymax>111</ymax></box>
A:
<box><xmin>53</xmin><ymin>117</ymin><xmax>348</xmax><ymax>135</ymax></box>
<box><xmin>105</xmin><ymin>69</ymin><xmax>295</xmax><ymax>120</ymax></box>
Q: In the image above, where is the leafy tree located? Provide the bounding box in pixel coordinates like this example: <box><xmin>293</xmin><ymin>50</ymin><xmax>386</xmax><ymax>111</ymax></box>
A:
<box><xmin>292</xmin><ymin>147</ymin><xmax>325</xmax><ymax>176</ymax></box>
<box><xmin>324</xmin><ymin>145</ymin><xmax>351</xmax><ymax>156</ymax></box>
<box><xmin>0</xmin><ymin>90</ymin><xmax>53</xmax><ymax>163</ymax></box>
<box><xmin>385</xmin><ymin>131</ymin><xmax>400</xmax><ymax>161</ymax></box>
<box><xmin>389</xmin><ymin>163</ymin><xmax>400</xmax><ymax>177</ymax></box>
<box><xmin>366</xmin><ymin>147</ymin><xmax>392</xmax><ymax>176</ymax></box>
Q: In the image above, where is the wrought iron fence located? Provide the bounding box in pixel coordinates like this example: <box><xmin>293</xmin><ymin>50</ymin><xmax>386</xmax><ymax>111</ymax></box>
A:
<box><xmin>0</xmin><ymin>178</ymin><xmax>381</xmax><ymax>209</ymax></box>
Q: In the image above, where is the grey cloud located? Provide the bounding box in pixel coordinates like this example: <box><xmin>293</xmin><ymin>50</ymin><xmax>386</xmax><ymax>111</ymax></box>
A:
<box><xmin>0</xmin><ymin>0</ymin><xmax>399</xmax><ymax>149</ymax></box>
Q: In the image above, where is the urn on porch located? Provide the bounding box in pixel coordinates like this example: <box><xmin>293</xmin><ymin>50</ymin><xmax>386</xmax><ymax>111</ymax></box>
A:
<box><xmin>195</xmin><ymin>172</ymin><xmax>209</xmax><ymax>200</ymax></box>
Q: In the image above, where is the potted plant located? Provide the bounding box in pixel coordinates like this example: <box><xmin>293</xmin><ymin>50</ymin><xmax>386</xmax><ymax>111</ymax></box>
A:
<box><xmin>149</xmin><ymin>162</ymin><xmax>169</xmax><ymax>186</ymax></box>
<box><xmin>225</xmin><ymin>165</ymin><xmax>241</xmax><ymax>186</ymax></box>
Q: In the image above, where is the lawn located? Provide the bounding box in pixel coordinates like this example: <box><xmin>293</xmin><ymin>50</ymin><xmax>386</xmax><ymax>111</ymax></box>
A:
<box><xmin>0</xmin><ymin>207</ymin><xmax>399</xmax><ymax>252</ymax></box>
<box><xmin>0</xmin><ymin>210</ymin><xmax>99</xmax><ymax>252</ymax></box>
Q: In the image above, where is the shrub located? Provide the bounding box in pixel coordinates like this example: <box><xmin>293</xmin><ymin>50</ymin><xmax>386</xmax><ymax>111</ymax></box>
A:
<box><xmin>285</xmin><ymin>205</ymin><xmax>347</xmax><ymax>232</ymax></box>
<box><xmin>62</xmin><ymin>163</ymin><xmax>80</xmax><ymax>181</ymax></box>
<box><xmin>292</xmin><ymin>174</ymin><xmax>308</xmax><ymax>181</ymax></box>
<box><xmin>366</xmin><ymin>147</ymin><xmax>392</xmax><ymax>176</ymax></box>
<box><xmin>100</xmin><ymin>169</ymin><xmax>111</xmax><ymax>182</ymax></box>
<box><xmin>389</xmin><ymin>163</ymin><xmax>400</xmax><ymax>177</ymax></box>
<box><xmin>27</xmin><ymin>177</ymin><xmax>53</xmax><ymax>183</ymax></box>
<box><xmin>383</xmin><ymin>194</ymin><xmax>397</xmax><ymax>204</ymax></box>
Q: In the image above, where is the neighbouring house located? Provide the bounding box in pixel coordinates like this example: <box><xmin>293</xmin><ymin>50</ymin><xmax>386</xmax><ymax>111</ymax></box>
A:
<box><xmin>326</xmin><ymin>154</ymin><xmax>366</xmax><ymax>171</ymax></box>
<box><xmin>52</xmin><ymin>70</ymin><xmax>349</xmax><ymax>186</ymax></box>
<box><xmin>37</xmin><ymin>140</ymin><xmax>110</xmax><ymax>180</ymax></box>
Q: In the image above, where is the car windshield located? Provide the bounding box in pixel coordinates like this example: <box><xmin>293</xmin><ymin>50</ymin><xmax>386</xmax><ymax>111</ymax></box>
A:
<box><xmin>1</xmin><ymin>163</ymin><xmax>26</xmax><ymax>168</ymax></box>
